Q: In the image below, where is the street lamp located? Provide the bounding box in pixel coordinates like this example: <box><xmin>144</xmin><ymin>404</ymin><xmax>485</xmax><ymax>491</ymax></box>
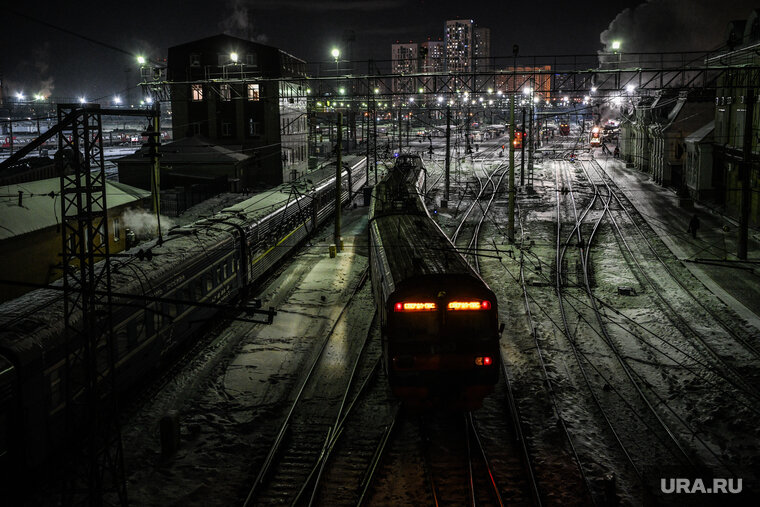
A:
<box><xmin>230</xmin><ymin>52</ymin><xmax>238</xmax><ymax>63</ymax></box>
<box><xmin>137</xmin><ymin>55</ymin><xmax>146</xmax><ymax>65</ymax></box>
<box><xmin>611</xmin><ymin>40</ymin><xmax>621</xmax><ymax>52</ymax></box>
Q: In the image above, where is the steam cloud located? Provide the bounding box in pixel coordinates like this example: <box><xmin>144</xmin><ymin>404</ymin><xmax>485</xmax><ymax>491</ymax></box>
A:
<box><xmin>122</xmin><ymin>208</ymin><xmax>175</xmax><ymax>239</ymax></box>
<box><xmin>220</xmin><ymin>0</ymin><xmax>269</xmax><ymax>43</ymax></box>
<box><xmin>600</xmin><ymin>0</ymin><xmax>758</xmax><ymax>53</ymax></box>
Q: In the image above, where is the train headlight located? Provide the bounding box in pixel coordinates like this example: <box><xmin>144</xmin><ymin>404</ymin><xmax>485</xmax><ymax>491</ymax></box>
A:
<box><xmin>447</xmin><ymin>300</ymin><xmax>491</xmax><ymax>311</ymax></box>
<box><xmin>395</xmin><ymin>302</ymin><xmax>437</xmax><ymax>312</ymax></box>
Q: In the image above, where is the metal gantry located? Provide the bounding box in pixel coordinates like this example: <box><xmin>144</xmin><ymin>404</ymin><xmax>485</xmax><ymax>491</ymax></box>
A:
<box><xmin>56</xmin><ymin>103</ymin><xmax>127</xmax><ymax>506</ymax></box>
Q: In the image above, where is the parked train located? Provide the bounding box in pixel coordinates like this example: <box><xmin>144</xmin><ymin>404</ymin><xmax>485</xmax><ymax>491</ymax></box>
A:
<box><xmin>559</xmin><ymin>122</ymin><xmax>570</xmax><ymax>136</ymax></box>
<box><xmin>589</xmin><ymin>126</ymin><xmax>602</xmax><ymax>146</ymax></box>
<box><xmin>0</xmin><ymin>158</ymin><xmax>367</xmax><ymax>486</ymax></box>
<box><xmin>368</xmin><ymin>154</ymin><xmax>501</xmax><ymax>410</ymax></box>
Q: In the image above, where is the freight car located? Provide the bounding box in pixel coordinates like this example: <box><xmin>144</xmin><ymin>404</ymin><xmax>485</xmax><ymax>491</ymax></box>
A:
<box><xmin>369</xmin><ymin>154</ymin><xmax>501</xmax><ymax>409</ymax></box>
<box><xmin>0</xmin><ymin>158</ymin><xmax>367</xmax><ymax>481</ymax></box>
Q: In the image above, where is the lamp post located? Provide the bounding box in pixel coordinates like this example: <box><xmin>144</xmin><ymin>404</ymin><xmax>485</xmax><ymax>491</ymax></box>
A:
<box><xmin>331</xmin><ymin>48</ymin><xmax>343</xmax><ymax>253</ymax></box>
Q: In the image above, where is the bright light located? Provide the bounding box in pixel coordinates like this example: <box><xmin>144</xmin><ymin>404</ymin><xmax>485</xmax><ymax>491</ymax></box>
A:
<box><xmin>230</xmin><ymin>52</ymin><xmax>238</xmax><ymax>63</ymax></box>
<box><xmin>113</xmin><ymin>96</ymin><xmax>122</xmax><ymax>104</ymax></box>
<box><xmin>533</xmin><ymin>96</ymin><xmax>539</xmax><ymax>103</ymax></box>
<box><xmin>448</xmin><ymin>300</ymin><xmax>491</xmax><ymax>311</ymax></box>
<box><xmin>79</xmin><ymin>97</ymin><xmax>86</xmax><ymax>104</ymax></box>
<box><xmin>437</xmin><ymin>96</ymin><xmax>443</xmax><ymax>103</ymax></box>
<box><xmin>478</xmin><ymin>97</ymin><xmax>483</xmax><ymax>102</ymax></box>
<box><xmin>16</xmin><ymin>92</ymin><xmax>24</xmax><ymax>100</ymax></box>
<box><xmin>339</xmin><ymin>87</ymin><xmax>345</xmax><ymax>95</ymax></box>
<box><xmin>374</xmin><ymin>88</ymin><xmax>379</xmax><ymax>94</ymax></box>
<box><xmin>612</xmin><ymin>40</ymin><xmax>621</xmax><ymax>51</ymax></box>
<box><xmin>306</xmin><ymin>88</ymin><xmax>311</xmax><ymax>94</ymax></box>
<box><xmin>137</xmin><ymin>55</ymin><xmax>146</xmax><ymax>65</ymax></box>
<box><xmin>418</xmin><ymin>87</ymin><xmax>424</xmax><ymax>93</ymax></box>
<box><xmin>522</xmin><ymin>87</ymin><xmax>532</xmax><ymax>95</ymax></box>
<box><xmin>34</xmin><ymin>94</ymin><xmax>45</xmax><ymax>101</ymax></box>
<box><xmin>591</xmin><ymin>86</ymin><xmax>597</xmax><ymax>93</ymax></box>
<box><xmin>395</xmin><ymin>302</ymin><xmax>437</xmax><ymax>312</ymax></box>
<box><xmin>626</xmin><ymin>84</ymin><xmax>635</xmax><ymax>93</ymax></box>
<box><xmin>564</xmin><ymin>96</ymin><xmax>569</xmax><ymax>102</ymax></box>
<box><xmin>487</xmin><ymin>88</ymin><xmax>493</xmax><ymax>94</ymax></box>
<box><xmin>409</xmin><ymin>97</ymin><xmax>414</xmax><ymax>102</ymax></box>
<box><xmin>145</xmin><ymin>96</ymin><xmax>153</xmax><ymax>104</ymax></box>
<box><xmin>331</xmin><ymin>48</ymin><xmax>340</xmax><ymax>60</ymax></box>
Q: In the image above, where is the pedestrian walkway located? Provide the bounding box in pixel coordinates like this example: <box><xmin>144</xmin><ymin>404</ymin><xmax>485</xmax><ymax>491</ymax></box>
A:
<box><xmin>595</xmin><ymin>154</ymin><xmax>760</xmax><ymax>332</ymax></box>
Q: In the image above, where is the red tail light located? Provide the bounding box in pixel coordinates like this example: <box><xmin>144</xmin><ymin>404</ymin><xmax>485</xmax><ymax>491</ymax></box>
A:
<box><xmin>395</xmin><ymin>302</ymin><xmax>437</xmax><ymax>312</ymax></box>
<box><xmin>475</xmin><ymin>356</ymin><xmax>493</xmax><ymax>366</ymax></box>
<box><xmin>447</xmin><ymin>300</ymin><xmax>492</xmax><ymax>311</ymax></box>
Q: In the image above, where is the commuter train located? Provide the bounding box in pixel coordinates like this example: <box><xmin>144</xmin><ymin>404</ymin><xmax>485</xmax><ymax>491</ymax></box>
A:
<box><xmin>369</xmin><ymin>154</ymin><xmax>501</xmax><ymax>409</ymax></box>
<box><xmin>0</xmin><ymin>158</ymin><xmax>367</xmax><ymax>486</ymax></box>
<box><xmin>559</xmin><ymin>122</ymin><xmax>570</xmax><ymax>136</ymax></box>
<box><xmin>589</xmin><ymin>126</ymin><xmax>602</xmax><ymax>146</ymax></box>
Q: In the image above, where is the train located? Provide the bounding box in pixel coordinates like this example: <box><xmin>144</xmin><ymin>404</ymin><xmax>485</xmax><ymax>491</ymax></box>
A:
<box><xmin>368</xmin><ymin>153</ymin><xmax>501</xmax><ymax>410</ymax></box>
<box><xmin>559</xmin><ymin>122</ymin><xmax>570</xmax><ymax>136</ymax></box>
<box><xmin>0</xmin><ymin>158</ymin><xmax>367</xmax><ymax>487</ymax></box>
<box><xmin>589</xmin><ymin>126</ymin><xmax>602</xmax><ymax>146</ymax></box>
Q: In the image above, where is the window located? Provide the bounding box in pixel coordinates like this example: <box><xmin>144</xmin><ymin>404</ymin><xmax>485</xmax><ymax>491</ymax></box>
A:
<box><xmin>222</xmin><ymin>122</ymin><xmax>232</xmax><ymax>137</ymax></box>
<box><xmin>218</xmin><ymin>53</ymin><xmax>228</xmax><ymax>66</ymax></box>
<box><xmin>248</xmin><ymin>119</ymin><xmax>261</xmax><ymax>136</ymax></box>
<box><xmin>190</xmin><ymin>53</ymin><xmax>201</xmax><ymax>67</ymax></box>
<box><xmin>247</xmin><ymin>83</ymin><xmax>260</xmax><ymax>101</ymax></box>
<box><xmin>191</xmin><ymin>84</ymin><xmax>203</xmax><ymax>101</ymax></box>
<box><xmin>245</xmin><ymin>53</ymin><xmax>257</xmax><ymax>66</ymax></box>
<box><xmin>113</xmin><ymin>217</ymin><xmax>121</xmax><ymax>242</ymax></box>
<box><xmin>220</xmin><ymin>84</ymin><xmax>231</xmax><ymax>101</ymax></box>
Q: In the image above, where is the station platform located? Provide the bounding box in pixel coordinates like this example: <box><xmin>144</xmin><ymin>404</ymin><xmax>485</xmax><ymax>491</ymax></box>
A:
<box><xmin>595</xmin><ymin>153</ymin><xmax>760</xmax><ymax>332</ymax></box>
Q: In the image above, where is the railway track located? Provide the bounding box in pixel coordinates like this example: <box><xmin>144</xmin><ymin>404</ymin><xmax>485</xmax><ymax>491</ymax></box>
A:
<box><xmin>242</xmin><ymin>268</ymin><xmax>388</xmax><ymax>505</ymax></box>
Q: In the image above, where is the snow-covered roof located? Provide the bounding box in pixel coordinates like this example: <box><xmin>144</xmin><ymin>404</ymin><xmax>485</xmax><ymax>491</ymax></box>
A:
<box><xmin>685</xmin><ymin>121</ymin><xmax>715</xmax><ymax>145</ymax></box>
<box><xmin>116</xmin><ymin>136</ymin><xmax>250</xmax><ymax>165</ymax></box>
<box><xmin>0</xmin><ymin>177</ymin><xmax>149</xmax><ymax>241</ymax></box>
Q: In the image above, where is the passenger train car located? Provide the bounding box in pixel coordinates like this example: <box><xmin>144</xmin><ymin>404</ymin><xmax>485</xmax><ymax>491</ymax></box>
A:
<box><xmin>589</xmin><ymin>126</ymin><xmax>602</xmax><ymax>146</ymax></box>
<box><xmin>0</xmin><ymin>158</ymin><xmax>367</xmax><ymax>482</ymax></box>
<box><xmin>369</xmin><ymin>154</ymin><xmax>500</xmax><ymax>410</ymax></box>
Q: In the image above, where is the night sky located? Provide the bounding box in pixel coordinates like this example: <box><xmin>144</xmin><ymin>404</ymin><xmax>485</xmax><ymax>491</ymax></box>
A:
<box><xmin>2</xmin><ymin>0</ymin><xmax>757</xmax><ymax>101</ymax></box>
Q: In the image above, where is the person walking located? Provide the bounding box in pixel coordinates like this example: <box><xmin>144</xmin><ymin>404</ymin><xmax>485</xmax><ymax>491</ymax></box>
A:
<box><xmin>687</xmin><ymin>214</ymin><xmax>700</xmax><ymax>239</ymax></box>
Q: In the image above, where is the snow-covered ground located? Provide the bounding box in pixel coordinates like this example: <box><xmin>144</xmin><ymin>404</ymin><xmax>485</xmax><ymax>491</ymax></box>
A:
<box><xmin>87</xmin><ymin>130</ymin><xmax>760</xmax><ymax>505</ymax></box>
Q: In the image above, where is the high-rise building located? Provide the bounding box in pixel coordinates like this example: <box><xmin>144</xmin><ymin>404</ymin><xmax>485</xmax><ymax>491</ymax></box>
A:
<box><xmin>391</xmin><ymin>42</ymin><xmax>420</xmax><ymax>93</ymax></box>
<box><xmin>421</xmin><ymin>40</ymin><xmax>445</xmax><ymax>73</ymax></box>
<box><xmin>445</xmin><ymin>19</ymin><xmax>474</xmax><ymax>72</ymax></box>
<box><xmin>474</xmin><ymin>27</ymin><xmax>491</xmax><ymax>71</ymax></box>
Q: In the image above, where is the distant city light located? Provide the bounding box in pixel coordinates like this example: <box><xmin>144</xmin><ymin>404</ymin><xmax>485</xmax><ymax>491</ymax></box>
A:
<box><xmin>522</xmin><ymin>87</ymin><xmax>532</xmax><ymax>95</ymax></box>
<box><xmin>230</xmin><ymin>52</ymin><xmax>238</xmax><ymax>63</ymax></box>
<box><xmin>497</xmin><ymin>90</ymin><xmax>503</xmax><ymax>96</ymax></box>
<box><xmin>409</xmin><ymin>97</ymin><xmax>414</xmax><ymax>102</ymax></box>
<box><xmin>437</xmin><ymin>96</ymin><xmax>443</xmax><ymax>103</ymax></box>
<box><xmin>137</xmin><ymin>55</ymin><xmax>146</xmax><ymax>65</ymax></box>
<box><xmin>487</xmin><ymin>88</ymin><xmax>493</xmax><ymax>94</ymax></box>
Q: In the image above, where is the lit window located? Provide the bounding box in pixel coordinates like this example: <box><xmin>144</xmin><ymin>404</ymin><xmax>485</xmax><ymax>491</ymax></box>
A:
<box><xmin>247</xmin><ymin>83</ymin><xmax>260</xmax><ymax>101</ymax></box>
<box><xmin>191</xmin><ymin>84</ymin><xmax>203</xmax><ymax>101</ymax></box>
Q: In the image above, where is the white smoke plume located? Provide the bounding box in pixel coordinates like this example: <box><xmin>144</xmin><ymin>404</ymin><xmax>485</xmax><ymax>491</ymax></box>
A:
<box><xmin>122</xmin><ymin>208</ymin><xmax>175</xmax><ymax>239</ymax></box>
<box><xmin>600</xmin><ymin>0</ymin><xmax>758</xmax><ymax>53</ymax></box>
<box><xmin>219</xmin><ymin>0</ymin><xmax>269</xmax><ymax>43</ymax></box>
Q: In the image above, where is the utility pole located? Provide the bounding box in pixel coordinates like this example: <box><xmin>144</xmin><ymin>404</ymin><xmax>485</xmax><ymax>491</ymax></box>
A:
<box><xmin>444</xmin><ymin>104</ymin><xmax>451</xmax><ymax>207</ymax></box>
<box><xmin>397</xmin><ymin>106</ymin><xmax>402</xmax><ymax>153</ymax></box>
<box><xmin>738</xmin><ymin>87</ymin><xmax>754</xmax><ymax>260</ymax></box>
<box><xmin>508</xmin><ymin>93</ymin><xmax>515</xmax><ymax>242</ymax></box>
<box><xmin>145</xmin><ymin>102</ymin><xmax>162</xmax><ymax>244</ymax></box>
<box><xmin>520</xmin><ymin>107</ymin><xmax>526</xmax><ymax>186</ymax></box>
<box><xmin>334</xmin><ymin>112</ymin><xmax>343</xmax><ymax>251</ymax></box>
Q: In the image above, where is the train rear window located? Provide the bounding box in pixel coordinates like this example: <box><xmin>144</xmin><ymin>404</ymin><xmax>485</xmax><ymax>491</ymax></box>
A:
<box><xmin>444</xmin><ymin>311</ymin><xmax>492</xmax><ymax>339</ymax></box>
<box><xmin>390</xmin><ymin>312</ymin><xmax>439</xmax><ymax>341</ymax></box>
